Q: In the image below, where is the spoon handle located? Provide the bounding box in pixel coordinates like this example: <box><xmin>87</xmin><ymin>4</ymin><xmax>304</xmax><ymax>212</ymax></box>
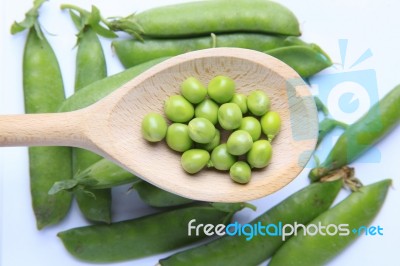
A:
<box><xmin>0</xmin><ymin>111</ymin><xmax>87</xmax><ymax>147</ymax></box>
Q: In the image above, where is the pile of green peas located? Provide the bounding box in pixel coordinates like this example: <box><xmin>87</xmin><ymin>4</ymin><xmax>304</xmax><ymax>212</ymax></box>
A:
<box><xmin>141</xmin><ymin>75</ymin><xmax>281</xmax><ymax>184</ymax></box>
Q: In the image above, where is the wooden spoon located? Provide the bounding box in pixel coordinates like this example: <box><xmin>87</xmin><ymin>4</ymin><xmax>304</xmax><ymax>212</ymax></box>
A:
<box><xmin>0</xmin><ymin>48</ymin><xmax>317</xmax><ymax>202</ymax></box>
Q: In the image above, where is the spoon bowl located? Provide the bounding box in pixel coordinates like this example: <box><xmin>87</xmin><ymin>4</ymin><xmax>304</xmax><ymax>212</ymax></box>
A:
<box><xmin>0</xmin><ymin>48</ymin><xmax>318</xmax><ymax>202</ymax></box>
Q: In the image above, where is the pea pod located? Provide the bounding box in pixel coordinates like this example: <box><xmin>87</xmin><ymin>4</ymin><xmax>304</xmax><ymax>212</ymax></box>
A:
<box><xmin>58</xmin><ymin>203</ymin><xmax>249</xmax><ymax>263</ymax></box>
<box><xmin>132</xmin><ymin>181</ymin><xmax>193</xmax><ymax>208</ymax></box>
<box><xmin>11</xmin><ymin>0</ymin><xmax>72</xmax><ymax>229</ymax></box>
<box><xmin>108</xmin><ymin>0</ymin><xmax>300</xmax><ymax>38</ymax></box>
<box><xmin>159</xmin><ymin>179</ymin><xmax>342</xmax><ymax>266</ymax></box>
<box><xmin>317</xmin><ymin>118</ymin><xmax>348</xmax><ymax>146</ymax></box>
<box><xmin>269</xmin><ymin>179</ymin><xmax>391</xmax><ymax>266</ymax></box>
<box><xmin>63</xmin><ymin>4</ymin><xmax>113</xmax><ymax>224</ymax></box>
<box><xmin>310</xmin><ymin>85</ymin><xmax>400</xmax><ymax>181</ymax></box>
<box><xmin>112</xmin><ymin>33</ymin><xmax>290</xmax><ymax>67</ymax></box>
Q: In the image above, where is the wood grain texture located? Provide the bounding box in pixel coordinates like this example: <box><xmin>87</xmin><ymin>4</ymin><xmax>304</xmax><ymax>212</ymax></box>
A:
<box><xmin>0</xmin><ymin>48</ymin><xmax>317</xmax><ymax>202</ymax></box>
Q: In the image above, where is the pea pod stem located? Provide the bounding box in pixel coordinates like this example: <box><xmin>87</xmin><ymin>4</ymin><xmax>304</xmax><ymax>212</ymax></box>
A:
<box><xmin>58</xmin><ymin>203</ymin><xmax>250</xmax><ymax>263</ymax></box>
<box><xmin>269</xmin><ymin>179</ymin><xmax>391</xmax><ymax>266</ymax></box>
<box><xmin>317</xmin><ymin>117</ymin><xmax>348</xmax><ymax>146</ymax></box>
<box><xmin>310</xmin><ymin>85</ymin><xmax>400</xmax><ymax>181</ymax></box>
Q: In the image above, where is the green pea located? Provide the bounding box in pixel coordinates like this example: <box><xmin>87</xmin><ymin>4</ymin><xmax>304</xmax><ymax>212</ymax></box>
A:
<box><xmin>247</xmin><ymin>140</ymin><xmax>272</xmax><ymax>168</ymax></box>
<box><xmin>181</xmin><ymin>77</ymin><xmax>207</xmax><ymax>104</ymax></box>
<box><xmin>210</xmin><ymin>144</ymin><xmax>237</xmax><ymax>171</ymax></box>
<box><xmin>230</xmin><ymin>93</ymin><xmax>248</xmax><ymax>114</ymax></box>
<box><xmin>141</xmin><ymin>113</ymin><xmax>168</xmax><ymax>142</ymax></box>
<box><xmin>181</xmin><ymin>149</ymin><xmax>210</xmax><ymax>174</ymax></box>
<box><xmin>218</xmin><ymin>103</ymin><xmax>243</xmax><ymax>130</ymax></box>
<box><xmin>230</xmin><ymin>161</ymin><xmax>251</xmax><ymax>184</ymax></box>
<box><xmin>208</xmin><ymin>75</ymin><xmax>235</xmax><ymax>104</ymax></box>
<box><xmin>247</xmin><ymin>90</ymin><xmax>270</xmax><ymax>116</ymax></box>
<box><xmin>261</xmin><ymin>111</ymin><xmax>281</xmax><ymax>141</ymax></box>
<box><xmin>166</xmin><ymin>123</ymin><xmax>193</xmax><ymax>152</ymax></box>
<box><xmin>227</xmin><ymin>130</ymin><xmax>253</xmax><ymax>156</ymax></box>
<box><xmin>239</xmin><ymin>116</ymin><xmax>262</xmax><ymax>141</ymax></box>
<box><xmin>195</xmin><ymin>99</ymin><xmax>219</xmax><ymax>125</ymax></box>
<box><xmin>164</xmin><ymin>95</ymin><xmax>194</xmax><ymax>123</ymax></box>
<box><xmin>188</xmin><ymin>118</ymin><xmax>216</xmax><ymax>144</ymax></box>
<box><xmin>197</xmin><ymin>130</ymin><xmax>220</xmax><ymax>152</ymax></box>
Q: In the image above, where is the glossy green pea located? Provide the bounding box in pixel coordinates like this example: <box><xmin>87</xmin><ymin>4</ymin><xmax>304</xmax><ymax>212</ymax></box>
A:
<box><xmin>261</xmin><ymin>111</ymin><xmax>281</xmax><ymax>141</ymax></box>
<box><xmin>208</xmin><ymin>75</ymin><xmax>235</xmax><ymax>104</ymax></box>
<box><xmin>239</xmin><ymin>116</ymin><xmax>262</xmax><ymax>141</ymax></box>
<box><xmin>218</xmin><ymin>103</ymin><xmax>243</xmax><ymax>130</ymax></box>
<box><xmin>247</xmin><ymin>140</ymin><xmax>272</xmax><ymax>168</ymax></box>
<box><xmin>227</xmin><ymin>130</ymin><xmax>253</xmax><ymax>156</ymax></box>
<box><xmin>164</xmin><ymin>95</ymin><xmax>194</xmax><ymax>123</ymax></box>
<box><xmin>141</xmin><ymin>113</ymin><xmax>168</xmax><ymax>142</ymax></box>
<box><xmin>229</xmin><ymin>161</ymin><xmax>251</xmax><ymax>184</ymax></box>
<box><xmin>188</xmin><ymin>118</ymin><xmax>216</xmax><ymax>144</ymax></box>
<box><xmin>181</xmin><ymin>77</ymin><xmax>207</xmax><ymax>104</ymax></box>
<box><xmin>210</xmin><ymin>144</ymin><xmax>237</xmax><ymax>171</ymax></box>
<box><xmin>181</xmin><ymin>149</ymin><xmax>210</xmax><ymax>174</ymax></box>
<box><xmin>195</xmin><ymin>98</ymin><xmax>219</xmax><ymax>125</ymax></box>
<box><xmin>230</xmin><ymin>93</ymin><xmax>248</xmax><ymax>114</ymax></box>
<box><xmin>166</xmin><ymin>123</ymin><xmax>193</xmax><ymax>152</ymax></box>
<box><xmin>247</xmin><ymin>90</ymin><xmax>270</xmax><ymax>116</ymax></box>
<box><xmin>197</xmin><ymin>130</ymin><xmax>220</xmax><ymax>152</ymax></box>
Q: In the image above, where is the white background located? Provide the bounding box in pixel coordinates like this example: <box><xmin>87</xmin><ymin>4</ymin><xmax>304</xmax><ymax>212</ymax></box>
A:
<box><xmin>1</xmin><ymin>0</ymin><xmax>400</xmax><ymax>265</ymax></box>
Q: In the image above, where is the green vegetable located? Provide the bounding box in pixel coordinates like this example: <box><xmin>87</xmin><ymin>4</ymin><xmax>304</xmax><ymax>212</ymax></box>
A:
<box><xmin>317</xmin><ymin>118</ymin><xmax>348</xmax><ymax>146</ymax></box>
<box><xmin>229</xmin><ymin>161</ymin><xmax>251</xmax><ymax>184</ymax></box>
<box><xmin>239</xmin><ymin>116</ymin><xmax>262</xmax><ymax>141</ymax></box>
<box><xmin>181</xmin><ymin>149</ymin><xmax>210</xmax><ymax>174</ymax></box>
<box><xmin>166</xmin><ymin>123</ymin><xmax>193</xmax><ymax>152</ymax></box>
<box><xmin>208</xmin><ymin>75</ymin><xmax>235</xmax><ymax>104</ymax></box>
<box><xmin>269</xmin><ymin>179</ymin><xmax>391</xmax><ymax>266</ymax></box>
<box><xmin>195</xmin><ymin>99</ymin><xmax>219</xmax><ymax>125</ymax></box>
<box><xmin>261</xmin><ymin>111</ymin><xmax>281</xmax><ymax>141</ymax></box>
<box><xmin>164</xmin><ymin>95</ymin><xmax>194</xmax><ymax>123</ymax></box>
<box><xmin>247</xmin><ymin>140</ymin><xmax>272</xmax><ymax>168</ymax></box>
<box><xmin>310</xmin><ymin>85</ymin><xmax>400</xmax><ymax>181</ymax></box>
<box><xmin>188</xmin><ymin>118</ymin><xmax>216</xmax><ymax>144</ymax></box>
<box><xmin>218</xmin><ymin>103</ymin><xmax>243</xmax><ymax>130</ymax></box>
<box><xmin>63</xmin><ymin>4</ymin><xmax>113</xmax><ymax>224</ymax></box>
<box><xmin>159</xmin><ymin>180</ymin><xmax>342</xmax><ymax>266</ymax></box>
<box><xmin>226</xmin><ymin>130</ymin><xmax>253</xmax><ymax>156</ymax></box>
<box><xmin>58</xmin><ymin>203</ymin><xmax>249</xmax><ymax>262</ymax></box>
<box><xmin>247</xmin><ymin>90</ymin><xmax>270</xmax><ymax>116</ymax></box>
<box><xmin>11</xmin><ymin>0</ymin><xmax>72</xmax><ymax>229</ymax></box>
<box><xmin>131</xmin><ymin>181</ymin><xmax>193</xmax><ymax>207</ymax></box>
<box><xmin>181</xmin><ymin>77</ymin><xmax>207</xmax><ymax>104</ymax></box>
<box><xmin>210</xmin><ymin>144</ymin><xmax>237</xmax><ymax>171</ymax></box>
<box><xmin>141</xmin><ymin>113</ymin><xmax>168</xmax><ymax>142</ymax></box>
<box><xmin>108</xmin><ymin>0</ymin><xmax>300</xmax><ymax>38</ymax></box>
<box><xmin>230</xmin><ymin>93</ymin><xmax>248</xmax><ymax>114</ymax></box>
<box><xmin>197</xmin><ymin>130</ymin><xmax>221</xmax><ymax>152</ymax></box>
<box><xmin>265</xmin><ymin>45</ymin><xmax>332</xmax><ymax>78</ymax></box>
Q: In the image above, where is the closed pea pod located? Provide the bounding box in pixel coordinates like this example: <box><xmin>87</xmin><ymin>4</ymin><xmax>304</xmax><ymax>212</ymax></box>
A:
<box><xmin>269</xmin><ymin>179</ymin><xmax>391</xmax><ymax>266</ymax></box>
<box><xmin>58</xmin><ymin>203</ymin><xmax>249</xmax><ymax>263</ymax></box>
<box><xmin>310</xmin><ymin>85</ymin><xmax>400</xmax><ymax>181</ymax></box>
<box><xmin>159</xmin><ymin>180</ymin><xmax>342</xmax><ymax>266</ymax></box>
<box><xmin>108</xmin><ymin>0</ymin><xmax>300</xmax><ymax>38</ymax></box>
<box><xmin>11</xmin><ymin>0</ymin><xmax>72</xmax><ymax>229</ymax></box>
<box><xmin>62</xmin><ymin>4</ymin><xmax>118</xmax><ymax>223</ymax></box>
